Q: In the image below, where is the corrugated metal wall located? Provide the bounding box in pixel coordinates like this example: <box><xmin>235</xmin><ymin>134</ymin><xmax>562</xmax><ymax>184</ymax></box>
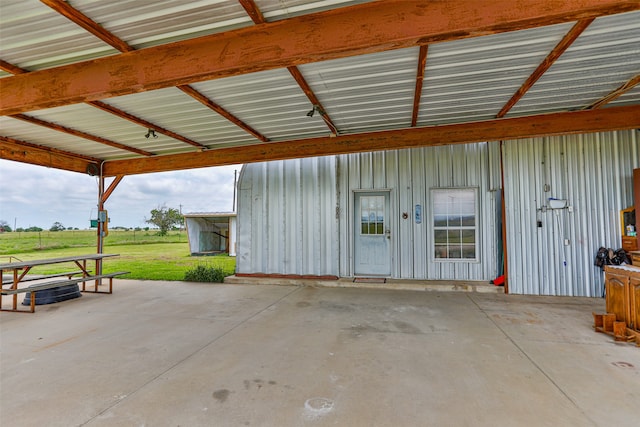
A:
<box><xmin>336</xmin><ymin>144</ymin><xmax>501</xmax><ymax>280</ymax></box>
<box><xmin>503</xmin><ymin>130</ymin><xmax>640</xmax><ymax>296</ymax></box>
<box><xmin>236</xmin><ymin>156</ymin><xmax>338</xmax><ymax>275</ymax></box>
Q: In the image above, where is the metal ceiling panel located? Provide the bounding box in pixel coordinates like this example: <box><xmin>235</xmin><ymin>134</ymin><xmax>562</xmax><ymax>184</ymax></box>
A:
<box><xmin>509</xmin><ymin>11</ymin><xmax>640</xmax><ymax>116</ymax></box>
<box><xmin>256</xmin><ymin>0</ymin><xmax>373</xmax><ymax>21</ymax></box>
<box><xmin>70</xmin><ymin>0</ymin><xmax>252</xmax><ymax>49</ymax></box>
<box><xmin>418</xmin><ymin>22</ymin><xmax>575</xmax><ymax>126</ymax></box>
<box><xmin>19</xmin><ymin>103</ymin><xmax>178</xmax><ymax>159</ymax></box>
<box><xmin>97</xmin><ymin>87</ymin><xmax>259</xmax><ymax>150</ymax></box>
<box><xmin>0</xmin><ymin>0</ymin><xmax>117</xmax><ymax>72</ymax></box>
<box><xmin>299</xmin><ymin>48</ymin><xmax>419</xmax><ymax>134</ymax></box>
<box><xmin>190</xmin><ymin>68</ymin><xmax>330</xmax><ymax>141</ymax></box>
<box><xmin>0</xmin><ymin>115</ymin><xmax>123</xmax><ymax>159</ymax></box>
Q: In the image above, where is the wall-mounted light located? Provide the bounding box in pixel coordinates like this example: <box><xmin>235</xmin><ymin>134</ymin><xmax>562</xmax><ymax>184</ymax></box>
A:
<box><xmin>145</xmin><ymin>129</ymin><xmax>157</xmax><ymax>139</ymax></box>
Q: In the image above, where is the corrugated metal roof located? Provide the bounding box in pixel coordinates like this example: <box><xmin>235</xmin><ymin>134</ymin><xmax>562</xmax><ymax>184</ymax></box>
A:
<box><xmin>1</xmin><ymin>2</ymin><xmax>639</xmax><ymax>163</ymax></box>
<box><xmin>509</xmin><ymin>11</ymin><xmax>640</xmax><ymax>116</ymax></box>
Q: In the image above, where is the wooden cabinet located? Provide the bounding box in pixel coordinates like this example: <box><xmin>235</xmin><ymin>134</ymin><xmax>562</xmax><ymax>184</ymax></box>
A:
<box><xmin>621</xmin><ymin>206</ymin><xmax>637</xmax><ymax>251</ymax></box>
<box><xmin>631</xmin><ymin>251</ymin><xmax>640</xmax><ymax>267</ymax></box>
<box><xmin>604</xmin><ymin>265</ymin><xmax>640</xmax><ymax>331</ymax></box>
<box><xmin>635</xmin><ymin>168</ymin><xmax>640</xmax><ymax>250</ymax></box>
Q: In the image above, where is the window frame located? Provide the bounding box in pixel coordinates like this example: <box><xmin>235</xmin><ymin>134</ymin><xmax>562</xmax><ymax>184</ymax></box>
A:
<box><xmin>431</xmin><ymin>187</ymin><xmax>479</xmax><ymax>262</ymax></box>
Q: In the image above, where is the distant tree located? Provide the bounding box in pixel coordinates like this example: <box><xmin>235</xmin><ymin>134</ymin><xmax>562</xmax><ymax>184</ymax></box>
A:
<box><xmin>49</xmin><ymin>222</ymin><xmax>65</xmax><ymax>232</ymax></box>
<box><xmin>26</xmin><ymin>226</ymin><xmax>43</xmax><ymax>232</ymax></box>
<box><xmin>0</xmin><ymin>220</ymin><xmax>11</xmax><ymax>232</ymax></box>
<box><xmin>145</xmin><ymin>206</ymin><xmax>183</xmax><ymax>236</ymax></box>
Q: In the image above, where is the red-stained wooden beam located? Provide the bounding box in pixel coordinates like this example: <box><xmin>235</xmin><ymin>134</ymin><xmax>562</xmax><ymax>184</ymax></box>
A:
<box><xmin>0</xmin><ymin>135</ymin><xmax>100</xmax><ymax>173</ymax></box>
<box><xmin>241</xmin><ymin>1</ymin><xmax>337</xmax><ymax>135</ymax></box>
<box><xmin>497</xmin><ymin>18</ymin><xmax>594</xmax><ymax>118</ymax></box>
<box><xmin>101</xmin><ymin>175</ymin><xmax>124</xmax><ymax>203</ymax></box>
<box><xmin>238</xmin><ymin>0</ymin><xmax>266</xmax><ymax>24</ymax></box>
<box><xmin>10</xmin><ymin>113</ymin><xmax>155</xmax><ymax>156</ymax></box>
<box><xmin>4</xmin><ymin>0</ymin><xmax>637</xmax><ymax>115</ymax></box>
<box><xmin>40</xmin><ymin>1</ymin><xmax>223</xmax><ymax>148</ymax></box>
<box><xmin>87</xmin><ymin>101</ymin><xmax>206</xmax><ymax>149</ymax></box>
<box><xmin>40</xmin><ymin>0</ymin><xmax>134</xmax><ymax>52</ymax></box>
<box><xmin>411</xmin><ymin>45</ymin><xmax>429</xmax><ymax>127</ymax></box>
<box><xmin>287</xmin><ymin>66</ymin><xmax>339</xmax><ymax>135</ymax></box>
<box><xmin>586</xmin><ymin>73</ymin><xmax>640</xmax><ymax>109</ymax></box>
<box><xmin>176</xmin><ymin>85</ymin><xmax>269</xmax><ymax>142</ymax></box>
<box><xmin>0</xmin><ymin>59</ymin><xmax>28</xmax><ymax>75</ymax></box>
<box><xmin>102</xmin><ymin>105</ymin><xmax>640</xmax><ymax>176</ymax></box>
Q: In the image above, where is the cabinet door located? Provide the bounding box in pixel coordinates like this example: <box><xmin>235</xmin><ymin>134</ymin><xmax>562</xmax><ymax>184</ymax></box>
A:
<box><xmin>605</xmin><ymin>273</ymin><xmax>629</xmax><ymax>324</ymax></box>
<box><xmin>630</xmin><ymin>276</ymin><xmax>640</xmax><ymax>331</ymax></box>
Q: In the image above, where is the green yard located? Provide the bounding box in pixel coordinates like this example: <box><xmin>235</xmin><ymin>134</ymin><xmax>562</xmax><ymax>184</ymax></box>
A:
<box><xmin>0</xmin><ymin>230</ymin><xmax>235</xmax><ymax>281</ymax></box>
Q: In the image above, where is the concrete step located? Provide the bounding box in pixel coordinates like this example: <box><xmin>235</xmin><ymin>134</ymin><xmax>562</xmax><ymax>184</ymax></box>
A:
<box><xmin>224</xmin><ymin>275</ymin><xmax>504</xmax><ymax>293</ymax></box>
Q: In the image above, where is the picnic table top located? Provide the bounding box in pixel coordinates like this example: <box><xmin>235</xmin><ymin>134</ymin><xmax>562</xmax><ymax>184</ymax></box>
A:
<box><xmin>0</xmin><ymin>254</ymin><xmax>118</xmax><ymax>270</ymax></box>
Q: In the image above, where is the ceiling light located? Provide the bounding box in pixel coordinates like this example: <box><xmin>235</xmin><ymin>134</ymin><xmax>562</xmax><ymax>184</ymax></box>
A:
<box><xmin>306</xmin><ymin>105</ymin><xmax>325</xmax><ymax>118</ymax></box>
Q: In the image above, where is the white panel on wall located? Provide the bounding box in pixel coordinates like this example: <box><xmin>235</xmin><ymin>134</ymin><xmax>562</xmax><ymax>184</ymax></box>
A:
<box><xmin>236</xmin><ymin>157</ymin><xmax>338</xmax><ymax>276</ymax></box>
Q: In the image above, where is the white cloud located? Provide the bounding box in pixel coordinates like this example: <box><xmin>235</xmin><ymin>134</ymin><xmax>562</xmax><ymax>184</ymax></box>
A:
<box><xmin>0</xmin><ymin>159</ymin><xmax>241</xmax><ymax>229</ymax></box>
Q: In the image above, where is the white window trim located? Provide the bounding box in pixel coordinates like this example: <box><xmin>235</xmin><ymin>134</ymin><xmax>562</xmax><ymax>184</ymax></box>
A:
<box><xmin>431</xmin><ymin>187</ymin><xmax>479</xmax><ymax>263</ymax></box>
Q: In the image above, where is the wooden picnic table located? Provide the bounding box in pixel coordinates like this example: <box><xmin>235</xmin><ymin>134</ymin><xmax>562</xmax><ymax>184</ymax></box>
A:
<box><xmin>0</xmin><ymin>253</ymin><xmax>125</xmax><ymax>313</ymax></box>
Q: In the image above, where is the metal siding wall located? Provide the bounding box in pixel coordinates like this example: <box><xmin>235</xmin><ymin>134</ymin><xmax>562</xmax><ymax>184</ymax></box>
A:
<box><xmin>338</xmin><ymin>143</ymin><xmax>499</xmax><ymax>280</ymax></box>
<box><xmin>504</xmin><ymin>130</ymin><xmax>640</xmax><ymax>296</ymax></box>
<box><xmin>236</xmin><ymin>157</ymin><xmax>339</xmax><ymax>276</ymax></box>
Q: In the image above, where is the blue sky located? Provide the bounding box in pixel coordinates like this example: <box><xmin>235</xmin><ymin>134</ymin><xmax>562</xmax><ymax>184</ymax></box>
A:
<box><xmin>0</xmin><ymin>159</ymin><xmax>241</xmax><ymax>230</ymax></box>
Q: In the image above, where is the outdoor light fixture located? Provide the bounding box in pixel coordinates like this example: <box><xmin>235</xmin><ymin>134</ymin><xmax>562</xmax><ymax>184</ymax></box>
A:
<box><xmin>306</xmin><ymin>105</ymin><xmax>325</xmax><ymax>118</ymax></box>
<box><xmin>145</xmin><ymin>129</ymin><xmax>158</xmax><ymax>139</ymax></box>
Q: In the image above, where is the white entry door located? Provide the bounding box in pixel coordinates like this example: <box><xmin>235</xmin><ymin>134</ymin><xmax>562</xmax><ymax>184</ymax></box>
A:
<box><xmin>354</xmin><ymin>191</ymin><xmax>391</xmax><ymax>276</ymax></box>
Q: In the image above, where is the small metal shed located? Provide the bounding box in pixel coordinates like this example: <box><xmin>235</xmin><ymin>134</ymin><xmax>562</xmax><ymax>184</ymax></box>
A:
<box><xmin>184</xmin><ymin>213</ymin><xmax>237</xmax><ymax>257</ymax></box>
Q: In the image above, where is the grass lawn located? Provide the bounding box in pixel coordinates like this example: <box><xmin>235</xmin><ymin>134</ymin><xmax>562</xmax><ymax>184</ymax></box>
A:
<box><xmin>0</xmin><ymin>230</ymin><xmax>235</xmax><ymax>281</ymax></box>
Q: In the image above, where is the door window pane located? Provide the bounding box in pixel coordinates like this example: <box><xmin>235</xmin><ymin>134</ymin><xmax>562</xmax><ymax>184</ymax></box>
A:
<box><xmin>360</xmin><ymin>195</ymin><xmax>385</xmax><ymax>235</ymax></box>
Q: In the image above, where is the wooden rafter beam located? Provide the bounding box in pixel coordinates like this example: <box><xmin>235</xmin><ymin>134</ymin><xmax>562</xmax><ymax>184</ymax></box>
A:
<box><xmin>39</xmin><ymin>1</ymin><xmax>211</xmax><ymax>149</ymax></box>
<box><xmin>87</xmin><ymin>101</ymin><xmax>206</xmax><ymax>149</ymax></box>
<box><xmin>40</xmin><ymin>0</ymin><xmax>133</xmax><ymax>52</ymax></box>
<box><xmin>0</xmin><ymin>135</ymin><xmax>99</xmax><ymax>173</ymax></box>
<box><xmin>0</xmin><ymin>59</ymin><xmax>28</xmax><ymax>75</ymax></box>
<box><xmin>9</xmin><ymin>113</ymin><xmax>154</xmax><ymax>156</ymax></box>
<box><xmin>586</xmin><ymin>73</ymin><xmax>640</xmax><ymax>109</ymax></box>
<box><xmin>238</xmin><ymin>0</ymin><xmax>266</xmax><ymax>24</ymax></box>
<box><xmin>242</xmin><ymin>1</ymin><xmax>337</xmax><ymax>135</ymax></box>
<box><xmin>3</xmin><ymin>0</ymin><xmax>637</xmax><ymax>115</ymax></box>
<box><xmin>1</xmin><ymin>58</ymin><xmax>157</xmax><ymax>156</ymax></box>
<box><xmin>411</xmin><ymin>45</ymin><xmax>429</xmax><ymax>127</ymax></box>
<box><xmin>287</xmin><ymin>66</ymin><xmax>339</xmax><ymax>135</ymax></box>
<box><xmin>497</xmin><ymin>18</ymin><xmax>594</xmax><ymax>118</ymax></box>
<box><xmin>175</xmin><ymin>86</ymin><xmax>269</xmax><ymax>142</ymax></box>
<box><xmin>102</xmin><ymin>105</ymin><xmax>640</xmax><ymax>176</ymax></box>
<box><xmin>43</xmin><ymin>0</ymin><xmax>268</xmax><ymax>144</ymax></box>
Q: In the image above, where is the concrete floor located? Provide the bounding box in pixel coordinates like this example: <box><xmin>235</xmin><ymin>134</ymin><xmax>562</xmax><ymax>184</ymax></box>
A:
<box><xmin>1</xmin><ymin>280</ymin><xmax>638</xmax><ymax>427</ymax></box>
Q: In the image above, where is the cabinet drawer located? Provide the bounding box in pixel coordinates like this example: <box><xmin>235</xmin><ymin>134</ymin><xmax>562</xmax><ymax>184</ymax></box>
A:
<box><xmin>622</xmin><ymin>237</ymin><xmax>638</xmax><ymax>252</ymax></box>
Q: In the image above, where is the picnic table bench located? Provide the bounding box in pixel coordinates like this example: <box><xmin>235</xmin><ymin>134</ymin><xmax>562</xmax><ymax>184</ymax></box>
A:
<box><xmin>0</xmin><ymin>254</ymin><xmax>128</xmax><ymax>313</ymax></box>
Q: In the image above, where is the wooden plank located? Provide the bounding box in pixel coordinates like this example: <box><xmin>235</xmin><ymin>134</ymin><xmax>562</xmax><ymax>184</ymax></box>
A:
<box><xmin>103</xmin><ymin>104</ymin><xmax>640</xmax><ymax>176</ymax></box>
<box><xmin>0</xmin><ymin>135</ymin><xmax>98</xmax><ymax>173</ymax></box>
<box><xmin>411</xmin><ymin>45</ymin><xmax>429</xmax><ymax>127</ymax></box>
<box><xmin>2</xmin><ymin>0</ymin><xmax>638</xmax><ymax>115</ymax></box>
<box><xmin>10</xmin><ymin>113</ymin><xmax>155</xmax><ymax>156</ymax></box>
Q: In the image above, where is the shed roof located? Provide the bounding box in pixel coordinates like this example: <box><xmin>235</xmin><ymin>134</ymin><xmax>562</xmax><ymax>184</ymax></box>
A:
<box><xmin>1</xmin><ymin>1</ymin><xmax>639</xmax><ymax>177</ymax></box>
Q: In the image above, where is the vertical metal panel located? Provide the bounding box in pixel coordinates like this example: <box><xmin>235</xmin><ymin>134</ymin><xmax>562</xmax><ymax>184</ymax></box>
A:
<box><xmin>503</xmin><ymin>130</ymin><xmax>640</xmax><ymax>296</ymax></box>
<box><xmin>337</xmin><ymin>143</ymin><xmax>499</xmax><ymax>281</ymax></box>
<box><xmin>236</xmin><ymin>157</ymin><xmax>338</xmax><ymax>275</ymax></box>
